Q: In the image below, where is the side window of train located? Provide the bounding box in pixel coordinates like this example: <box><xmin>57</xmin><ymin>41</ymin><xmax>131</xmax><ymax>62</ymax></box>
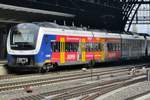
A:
<box><xmin>85</xmin><ymin>43</ymin><xmax>93</xmax><ymax>52</ymax></box>
<box><xmin>65</xmin><ymin>42</ymin><xmax>69</xmax><ymax>52</ymax></box>
<box><xmin>51</xmin><ymin>42</ymin><xmax>60</xmax><ymax>52</ymax></box>
<box><xmin>93</xmin><ymin>43</ymin><xmax>98</xmax><ymax>52</ymax></box>
<box><xmin>107</xmin><ymin>43</ymin><xmax>120</xmax><ymax>51</ymax></box>
<box><xmin>119</xmin><ymin>43</ymin><xmax>121</xmax><ymax>51</ymax></box>
<box><xmin>111</xmin><ymin>43</ymin><xmax>114</xmax><ymax>51</ymax></box>
<box><xmin>51</xmin><ymin>42</ymin><xmax>55</xmax><ymax>52</ymax></box>
<box><xmin>107</xmin><ymin>43</ymin><xmax>110</xmax><ymax>51</ymax></box>
<box><xmin>65</xmin><ymin>42</ymin><xmax>79</xmax><ymax>52</ymax></box>
<box><xmin>107</xmin><ymin>43</ymin><xmax>112</xmax><ymax>51</ymax></box>
<box><xmin>65</xmin><ymin>42</ymin><xmax>71</xmax><ymax>52</ymax></box>
<box><xmin>85</xmin><ymin>43</ymin><xmax>89</xmax><ymax>52</ymax></box>
<box><xmin>115</xmin><ymin>43</ymin><xmax>117</xmax><ymax>51</ymax></box>
<box><xmin>116</xmin><ymin>43</ymin><xmax>120</xmax><ymax>51</ymax></box>
<box><xmin>99</xmin><ymin>43</ymin><xmax>103</xmax><ymax>51</ymax></box>
<box><xmin>73</xmin><ymin>43</ymin><xmax>79</xmax><ymax>52</ymax></box>
<box><xmin>93</xmin><ymin>43</ymin><xmax>103</xmax><ymax>52</ymax></box>
<box><xmin>113</xmin><ymin>43</ymin><xmax>116</xmax><ymax>51</ymax></box>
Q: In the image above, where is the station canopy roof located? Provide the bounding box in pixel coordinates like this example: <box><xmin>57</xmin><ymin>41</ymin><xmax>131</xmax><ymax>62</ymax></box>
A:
<box><xmin>0</xmin><ymin>3</ymin><xmax>75</xmax><ymax>24</ymax></box>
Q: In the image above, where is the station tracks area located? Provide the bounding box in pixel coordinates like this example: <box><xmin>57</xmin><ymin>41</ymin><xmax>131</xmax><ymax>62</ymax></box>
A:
<box><xmin>0</xmin><ymin>64</ymin><xmax>149</xmax><ymax>100</ymax></box>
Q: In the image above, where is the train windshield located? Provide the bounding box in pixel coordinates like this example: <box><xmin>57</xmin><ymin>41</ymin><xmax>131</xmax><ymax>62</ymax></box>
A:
<box><xmin>10</xmin><ymin>23</ymin><xmax>39</xmax><ymax>50</ymax></box>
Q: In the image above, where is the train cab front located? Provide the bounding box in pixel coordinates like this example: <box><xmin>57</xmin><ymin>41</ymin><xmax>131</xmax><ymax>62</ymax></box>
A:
<box><xmin>7</xmin><ymin>23</ymin><xmax>40</xmax><ymax>71</ymax></box>
<box><xmin>7</xmin><ymin>55</ymin><xmax>37</xmax><ymax>71</ymax></box>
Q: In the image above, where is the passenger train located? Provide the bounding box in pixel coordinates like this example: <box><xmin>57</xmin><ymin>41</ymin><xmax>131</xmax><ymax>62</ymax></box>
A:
<box><xmin>7</xmin><ymin>22</ymin><xmax>150</xmax><ymax>72</ymax></box>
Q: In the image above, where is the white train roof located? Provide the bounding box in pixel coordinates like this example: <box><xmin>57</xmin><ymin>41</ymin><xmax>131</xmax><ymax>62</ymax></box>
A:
<box><xmin>120</xmin><ymin>34</ymin><xmax>145</xmax><ymax>40</ymax></box>
<box><xmin>40</xmin><ymin>27</ymin><xmax>121</xmax><ymax>38</ymax></box>
<box><xmin>41</xmin><ymin>27</ymin><xmax>92</xmax><ymax>37</ymax></box>
<box><xmin>146</xmin><ymin>36</ymin><xmax>150</xmax><ymax>40</ymax></box>
<box><xmin>93</xmin><ymin>32</ymin><xmax>121</xmax><ymax>38</ymax></box>
<box><xmin>39</xmin><ymin>23</ymin><xmax>144</xmax><ymax>40</ymax></box>
<box><xmin>34</xmin><ymin>22</ymin><xmax>146</xmax><ymax>40</ymax></box>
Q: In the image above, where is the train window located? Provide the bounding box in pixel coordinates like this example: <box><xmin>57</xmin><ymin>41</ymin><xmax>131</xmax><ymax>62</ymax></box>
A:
<box><xmin>96</xmin><ymin>43</ymin><xmax>103</xmax><ymax>51</ymax></box>
<box><xmin>73</xmin><ymin>43</ymin><xmax>79</xmax><ymax>52</ymax></box>
<box><xmin>113</xmin><ymin>43</ymin><xmax>116</xmax><ymax>51</ymax></box>
<box><xmin>85</xmin><ymin>43</ymin><xmax>89</xmax><ymax>52</ymax></box>
<box><xmin>65</xmin><ymin>42</ymin><xmax>79</xmax><ymax>52</ymax></box>
<box><xmin>111</xmin><ymin>43</ymin><xmax>113</xmax><ymax>51</ymax></box>
<box><xmin>118</xmin><ymin>43</ymin><xmax>121</xmax><ymax>51</ymax></box>
<box><xmin>115</xmin><ymin>43</ymin><xmax>119</xmax><ymax>51</ymax></box>
<box><xmin>117</xmin><ymin>44</ymin><xmax>119</xmax><ymax>51</ymax></box>
<box><xmin>107</xmin><ymin>43</ymin><xmax>112</xmax><ymax>51</ymax></box>
<box><xmin>51</xmin><ymin>42</ymin><xmax>60</xmax><ymax>52</ymax></box>
<box><xmin>65</xmin><ymin>42</ymin><xmax>69</xmax><ymax>52</ymax></box>
<box><xmin>107</xmin><ymin>43</ymin><xmax>120</xmax><ymax>51</ymax></box>
<box><xmin>115</xmin><ymin>44</ymin><xmax>117</xmax><ymax>51</ymax></box>
<box><xmin>107</xmin><ymin>43</ymin><xmax>110</xmax><ymax>51</ymax></box>
<box><xmin>51</xmin><ymin>42</ymin><xmax>55</xmax><ymax>52</ymax></box>
<box><xmin>99</xmin><ymin>43</ymin><xmax>103</xmax><ymax>51</ymax></box>
<box><xmin>85</xmin><ymin>43</ymin><xmax>93</xmax><ymax>52</ymax></box>
<box><xmin>94</xmin><ymin>43</ymin><xmax>98</xmax><ymax>52</ymax></box>
<box><xmin>85</xmin><ymin>42</ymin><xmax>103</xmax><ymax>52</ymax></box>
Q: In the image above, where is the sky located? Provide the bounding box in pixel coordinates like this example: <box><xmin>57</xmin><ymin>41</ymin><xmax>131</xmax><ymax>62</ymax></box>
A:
<box><xmin>130</xmin><ymin>24</ymin><xmax>150</xmax><ymax>34</ymax></box>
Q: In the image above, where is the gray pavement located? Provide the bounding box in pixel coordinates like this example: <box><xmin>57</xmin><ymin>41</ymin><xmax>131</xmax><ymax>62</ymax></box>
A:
<box><xmin>95</xmin><ymin>81</ymin><xmax>150</xmax><ymax>100</ymax></box>
<box><xmin>0</xmin><ymin>60</ymin><xmax>7</xmax><ymax>75</ymax></box>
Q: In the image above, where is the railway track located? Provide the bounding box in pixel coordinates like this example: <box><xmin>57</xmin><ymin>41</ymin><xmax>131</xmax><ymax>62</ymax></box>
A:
<box><xmin>13</xmin><ymin>74</ymin><xmax>146</xmax><ymax>100</ymax></box>
<box><xmin>0</xmin><ymin>68</ymin><xmax>130</xmax><ymax>92</ymax></box>
<box><xmin>79</xmin><ymin>76</ymin><xmax>146</xmax><ymax>100</ymax></box>
<box><xmin>0</xmin><ymin>63</ymin><xmax>147</xmax><ymax>81</ymax></box>
<box><xmin>0</xmin><ymin>66</ymin><xmax>128</xmax><ymax>81</ymax></box>
<box><xmin>0</xmin><ymin>64</ymin><xmax>147</xmax><ymax>100</ymax></box>
<box><xmin>0</xmin><ymin>63</ymin><xmax>147</xmax><ymax>82</ymax></box>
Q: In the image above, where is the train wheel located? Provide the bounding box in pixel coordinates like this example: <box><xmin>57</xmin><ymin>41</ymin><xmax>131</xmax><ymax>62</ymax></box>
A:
<box><xmin>38</xmin><ymin>65</ymin><xmax>49</xmax><ymax>73</ymax></box>
<box><xmin>47</xmin><ymin>64</ymin><xmax>54</xmax><ymax>71</ymax></box>
<box><xmin>38</xmin><ymin>67</ymin><xmax>42</xmax><ymax>73</ymax></box>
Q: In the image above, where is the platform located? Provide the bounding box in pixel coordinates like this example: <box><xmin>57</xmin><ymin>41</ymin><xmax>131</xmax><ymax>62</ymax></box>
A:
<box><xmin>0</xmin><ymin>60</ymin><xmax>8</xmax><ymax>75</ymax></box>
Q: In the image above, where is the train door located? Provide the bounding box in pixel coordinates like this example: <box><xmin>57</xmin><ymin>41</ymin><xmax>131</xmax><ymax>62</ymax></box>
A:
<box><xmin>81</xmin><ymin>38</ymin><xmax>86</xmax><ymax>62</ymax></box>
<box><xmin>101</xmin><ymin>39</ymin><xmax>105</xmax><ymax>62</ymax></box>
<box><xmin>60</xmin><ymin>37</ymin><xmax>65</xmax><ymax>64</ymax></box>
<box><xmin>77</xmin><ymin>41</ymin><xmax>81</xmax><ymax>61</ymax></box>
<box><xmin>129</xmin><ymin>39</ymin><xmax>132</xmax><ymax>58</ymax></box>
